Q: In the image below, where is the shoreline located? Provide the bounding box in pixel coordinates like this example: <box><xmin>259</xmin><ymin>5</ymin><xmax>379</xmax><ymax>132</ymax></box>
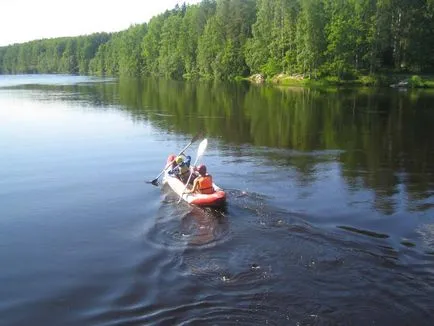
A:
<box><xmin>245</xmin><ymin>73</ymin><xmax>434</xmax><ymax>89</ymax></box>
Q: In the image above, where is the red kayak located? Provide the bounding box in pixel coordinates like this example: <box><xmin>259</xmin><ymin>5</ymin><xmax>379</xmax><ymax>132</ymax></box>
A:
<box><xmin>162</xmin><ymin>155</ymin><xmax>226</xmax><ymax>207</ymax></box>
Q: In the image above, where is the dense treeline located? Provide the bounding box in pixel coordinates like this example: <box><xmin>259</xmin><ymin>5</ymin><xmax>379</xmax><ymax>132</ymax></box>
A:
<box><xmin>1</xmin><ymin>0</ymin><xmax>434</xmax><ymax>79</ymax></box>
<box><xmin>0</xmin><ymin>33</ymin><xmax>111</xmax><ymax>75</ymax></box>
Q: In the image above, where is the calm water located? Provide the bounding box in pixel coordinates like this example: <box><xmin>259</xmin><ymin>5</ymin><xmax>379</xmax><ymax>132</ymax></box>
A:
<box><xmin>1</xmin><ymin>75</ymin><xmax>434</xmax><ymax>325</ymax></box>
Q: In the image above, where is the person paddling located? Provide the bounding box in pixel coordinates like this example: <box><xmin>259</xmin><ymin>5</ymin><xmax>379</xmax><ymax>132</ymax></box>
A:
<box><xmin>168</xmin><ymin>154</ymin><xmax>191</xmax><ymax>184</ymax></box>
<box><xmin>187</xmin><ymin>164</ymin><xmax>214</xmax><ymax>194</ymax></box>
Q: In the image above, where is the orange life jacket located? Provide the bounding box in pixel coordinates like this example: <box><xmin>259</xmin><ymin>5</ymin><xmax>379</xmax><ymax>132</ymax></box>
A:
<box><xmin>197</xmin><ymin>175</ymin><xmax>214</xmax><ymax>194</ymax></box>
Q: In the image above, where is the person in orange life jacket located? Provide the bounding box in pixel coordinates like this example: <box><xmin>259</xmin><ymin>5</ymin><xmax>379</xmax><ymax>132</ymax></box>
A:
<box><xmin>187</xmin><ymin>164</ymin><xmax>214</xmax><ymax>194</ymax></box>
<box><xmin>168</xmin><ymin>154</ymin><xmax>191</xmax><ymax>184</ymax></box>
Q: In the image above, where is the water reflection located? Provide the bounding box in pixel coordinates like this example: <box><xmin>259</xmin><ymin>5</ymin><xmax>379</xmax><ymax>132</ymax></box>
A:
<box><xmin>10</xmin><ymin>77</ymin><xmax>434</xmax><ymax>215</ymax></box>
<box><xmin>4</xmin><ymin>75</ymin><xmax>434</xmax><ymax>325</ymax></box>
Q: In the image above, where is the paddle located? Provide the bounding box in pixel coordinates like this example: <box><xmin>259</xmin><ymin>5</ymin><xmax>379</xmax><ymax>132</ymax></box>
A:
<box><xmin>147</xmin><ymin>133</ymin><xmax>201</xmax><ymax>186</ymax></box>
<box><xmin>178</xmin><ymin>138</ymin><xmax>208</xmax><ymax>203</ymax></box>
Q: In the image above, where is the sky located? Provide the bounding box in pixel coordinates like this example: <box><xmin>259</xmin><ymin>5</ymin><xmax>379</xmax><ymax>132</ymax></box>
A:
<box><xmin>0</xmin><ymin>0</ymin><xmax>201</xmax><ymax>46</ymax></box>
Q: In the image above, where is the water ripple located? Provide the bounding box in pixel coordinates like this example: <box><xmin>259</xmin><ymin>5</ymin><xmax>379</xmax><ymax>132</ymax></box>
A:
<box><xmin>145</xmin><ymin>189</ymin><xmax>231</xmax><ymax>251</ymax></box>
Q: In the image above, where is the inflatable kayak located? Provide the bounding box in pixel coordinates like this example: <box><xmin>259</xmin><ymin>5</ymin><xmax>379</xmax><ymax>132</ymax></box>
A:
<box><xmin>162</xmin><ymin>155</ymin><xmax>226</xmax><ymax>207</ymax></box>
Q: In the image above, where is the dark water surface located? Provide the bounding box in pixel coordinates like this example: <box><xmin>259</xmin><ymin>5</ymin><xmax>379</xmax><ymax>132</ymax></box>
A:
<box><xmin>1</xmin><ymin>75</ymin><xmax>434</xmax><ymax>325</ymax></box>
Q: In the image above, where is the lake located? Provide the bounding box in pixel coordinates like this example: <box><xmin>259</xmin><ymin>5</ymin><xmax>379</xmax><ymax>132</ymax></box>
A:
<box><xmin>1</xmin><ymin>74</ymin><xmax>434</xmax><ymax>325</ymax></box>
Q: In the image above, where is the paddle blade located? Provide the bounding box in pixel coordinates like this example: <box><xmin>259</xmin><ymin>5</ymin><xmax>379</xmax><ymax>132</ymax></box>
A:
<box><xmin>145</xmin><ymin>178</ymin><xmax>159</xmax><ymax>185</ymax></box>
<box><xmin>150</xmin><ymin>179</ymin><xmax>159</xmax><ymax>186</ymax></box>
<box><xmin>195</xmin><ymin>138</ymin><xmax>208</xmax><ymax>163</ymax></box>
<box><xmin>177</xmin><ymin>138</ymin><xmax>209</xmax><ymax>204</ymax></box>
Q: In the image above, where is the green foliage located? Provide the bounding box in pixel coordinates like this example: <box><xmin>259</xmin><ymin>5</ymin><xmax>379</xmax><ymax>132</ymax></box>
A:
<box><xmin>358</xmin><ymin>75</ymin><xmax>380</xmax><ymax>86</ymax></box>
<box><xmin>197</xmin><ymin>16</ymin><xmax>222</xmax><ymax>79</ymax></box>
<box><xmin>408</xmin><ymin>75</ymin><xmax>425</xmax><ymax>88</ymax></box>
<box><xmin>260</xmin><ymin>58</ymin><xmax>281</xmax><ymax>77</ymax></box>
<box><xmin>159</xmin><ymin>14</ymin><xmax>185</xmax><ymax>78</ymax></box>
<box><xmin>1</xmin><ymin>34</ymin><xmax>109</xmax><ymax>75</ymax></box>
<box><xmin>198</xmin><ymin>0</ymin><xmax>256</xmax><ymax>80</ymax></box>
<box><xmin>1</xmin><ymin>0</ymin><xmax>434</xmax><ymax>80</ymax></box>
<box><xmin>141</xmin><ymin>15</ymin><xmax>165</xmax><ymax>75</ymax></box>
<box><xmin>295</xmin><ymin>0</ymin><xmax>327</xmax><ymax>77</ymax></box>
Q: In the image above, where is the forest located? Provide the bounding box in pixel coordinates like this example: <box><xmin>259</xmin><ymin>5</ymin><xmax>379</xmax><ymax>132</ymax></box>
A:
<box><xmin>1</xmin><ymin>0</ymin><xmax>434</xmax><ymax>81</ymax></box>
